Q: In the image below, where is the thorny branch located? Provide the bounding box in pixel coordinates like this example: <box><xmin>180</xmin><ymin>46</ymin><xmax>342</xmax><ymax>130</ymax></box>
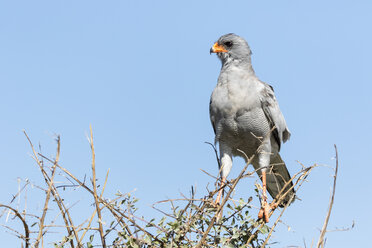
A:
<box><xmin>0</xmin><ymin>130</ymin><xmax>343</xmax><ymax>248</ymax></box>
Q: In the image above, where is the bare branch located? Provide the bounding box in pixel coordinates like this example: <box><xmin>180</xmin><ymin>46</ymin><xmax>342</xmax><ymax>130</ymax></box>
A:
<box><xmin>316</xmin><ymin>145</ymin><xmax>339</xmax><ymax>248</ymax></box>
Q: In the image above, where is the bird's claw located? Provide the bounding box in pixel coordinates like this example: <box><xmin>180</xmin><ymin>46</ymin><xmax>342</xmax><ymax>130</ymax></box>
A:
<box><xmin>258</xmin><ymin>200</ymin><xmax>271</xmax><ymax>223</ymax></box>
<box><xmin>270</xmin><ymin>202</ymin><xmax>279</xmax><ymax>210</ymax></box>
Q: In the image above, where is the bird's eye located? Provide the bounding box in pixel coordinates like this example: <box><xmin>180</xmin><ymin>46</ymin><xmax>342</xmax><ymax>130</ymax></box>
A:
<box><xmin>224</xmin><ymin>41</ymin><xmax>233</xmax><ymax>48</ymax></box>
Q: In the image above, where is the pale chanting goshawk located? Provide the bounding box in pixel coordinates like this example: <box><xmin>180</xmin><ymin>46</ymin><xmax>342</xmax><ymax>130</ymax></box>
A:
<box><xmin>209</xmin><ymin>33</ymin><xmax>295</xmax><ymax>222</ymax></box>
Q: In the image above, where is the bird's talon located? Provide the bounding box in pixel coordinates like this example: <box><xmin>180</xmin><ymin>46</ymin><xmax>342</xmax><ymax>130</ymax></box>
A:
<box><xmin>258</xmin><ymin>208</ymin><xmax>264</xmax><ymax>219</ymax></box>
<box><xmin>270</xmin><ymin>202</ymin><xmax>279</xmax><ymax>210</ymax></box>
<box><xmin>258</xmin><ymin>200</ymin><xmax>272</xmax><ymax>223</ymax></box>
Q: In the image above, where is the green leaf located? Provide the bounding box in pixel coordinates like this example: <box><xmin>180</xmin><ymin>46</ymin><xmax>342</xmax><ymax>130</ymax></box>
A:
<box><xmin>231</xmin><ymin>218</ymin><xmax>235</xmax><ymax>225</ymax></box>
<box><xmin>259</xmin><ymin>225</ymin><xmax>270</xmax><ymax>234</ymax></box>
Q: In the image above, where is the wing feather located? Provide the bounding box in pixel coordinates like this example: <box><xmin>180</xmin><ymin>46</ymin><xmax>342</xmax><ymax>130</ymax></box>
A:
<box><xmin>260</xmin><ymin>82</ymin><xmax>291</xmax><ymax>150</ymax></box>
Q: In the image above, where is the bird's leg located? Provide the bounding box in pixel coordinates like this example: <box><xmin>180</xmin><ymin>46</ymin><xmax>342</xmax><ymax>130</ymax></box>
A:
<box><xmin>214</xmin><ymin>177</ymin><xmax>227</xmax><ymax>221</ymax></box>
<box><xmin>258</xmin><ymin>171</ymin><xmax>271</xmax><ymax>223</ymax></box>
<box><xmin>213</xmin><ymin>144</ymin><xmax>232</xmax><ymax>220</ymax></box>
<box><xmin>214</xmin><ymin>177</ymin><xmax>226</xmax><ymax>206</ymax></box>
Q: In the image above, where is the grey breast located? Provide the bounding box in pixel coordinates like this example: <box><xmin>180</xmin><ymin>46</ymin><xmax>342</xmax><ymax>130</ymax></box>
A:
<box><xmin>210</xmin><ymin>78</ymin><xmax>271</xmax><ymax>157</ymax></box>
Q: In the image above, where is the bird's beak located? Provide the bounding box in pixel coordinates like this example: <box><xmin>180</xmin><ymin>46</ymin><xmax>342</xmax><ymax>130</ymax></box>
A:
<box><xmin>210</xmin><ymin>42</ymin><xmax>228</xmax><ymax>54</ymax></box>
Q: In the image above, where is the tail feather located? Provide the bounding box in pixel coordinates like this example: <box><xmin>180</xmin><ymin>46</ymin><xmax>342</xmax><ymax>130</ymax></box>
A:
<box><xmin>264</xmin><ymin>154</ymin><xmax>295</xmax><ymax>207</ymax></box>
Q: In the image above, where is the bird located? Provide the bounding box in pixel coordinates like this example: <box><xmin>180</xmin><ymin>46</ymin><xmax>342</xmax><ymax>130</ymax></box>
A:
<box><xmin>209</xmin><ymin>33</ymin><xmax>295</xmax><ymax>222</ymax></box>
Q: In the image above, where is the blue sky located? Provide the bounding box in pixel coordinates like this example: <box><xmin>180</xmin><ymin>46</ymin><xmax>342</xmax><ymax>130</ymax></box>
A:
<box><xmin>1</xmin><ymin>0</ymin><xmax>371</xmax><ymax>247</ymax></box>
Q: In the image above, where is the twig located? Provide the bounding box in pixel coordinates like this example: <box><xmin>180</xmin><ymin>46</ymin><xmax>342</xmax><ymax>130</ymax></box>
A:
<box><xmin>0</xmin><ymin>204</ymin><xmax>30</xmax><ymax>248</ymax></box>
<box><xmin>316</xmin><ymin>145</ymin><xmax>339</xmax><ymax>248</ymax></box>
<box><xmin>89</xmin><ymin>125</ymin><xmax>107</xmax><ymax>248</ymax></box>
<box><xmin>79</xmin><ymin>168</ymin><xmax>110</xmax><ymax>243</ymax></box>
<box><xmin>205</xmin><ymin>142</ymin><xmax>221</xmax><ymax>168</ymax></box>
<box><xmin>0</xmin><ymin>181</ymin><xmax>29</xmax><ymax>218</ymax></box>
<box><xmin>34</xmin><ymin>135</ymin><xmax>60</xmax><ymax>248</ymax></box>
<box><xmin>324</xmin><ymin>220</ymin><xmax>355</xmax><ymax>233</ymax></box>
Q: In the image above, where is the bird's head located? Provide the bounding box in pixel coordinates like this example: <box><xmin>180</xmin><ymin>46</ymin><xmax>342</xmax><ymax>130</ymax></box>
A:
<box><xmin>210</xmin><ymin>33</ymin><xmax>252</xmax><ymax>65</ymax></box>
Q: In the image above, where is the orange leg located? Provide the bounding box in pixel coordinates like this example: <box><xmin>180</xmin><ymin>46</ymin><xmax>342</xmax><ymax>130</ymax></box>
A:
<box><xmin>258</xmin><ymin>171</ymin><xmax>271</xmax><ymax>223</ymax></box>
<box><xmin>214</xmin><ymin>177</ymin><xmax>226</xmax><ymax>206</ymax></box>
<box><xmin>214</xmin><ymin>177</ymin><xmax>227</xmax><ymax>221</ymax></box>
